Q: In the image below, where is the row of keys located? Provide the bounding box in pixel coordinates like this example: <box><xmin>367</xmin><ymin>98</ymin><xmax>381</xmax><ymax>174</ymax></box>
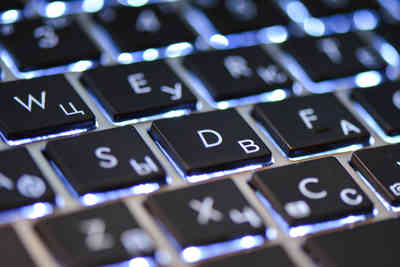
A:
<box><xmin>0</xmin><ymin>2</ymin><xmax>392</xmax><ymax>82</ymax></box>
<box><xmin>24</xmin><ymin>149</ymin><xmax>400</xmax><ymax>266</ymax></box>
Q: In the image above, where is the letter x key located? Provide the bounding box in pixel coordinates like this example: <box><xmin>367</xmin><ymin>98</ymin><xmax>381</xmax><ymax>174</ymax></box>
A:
<box><xmin>146</xmin><ymin>179</ymin><xmax>266</xmax><ymax>254</ymax></box>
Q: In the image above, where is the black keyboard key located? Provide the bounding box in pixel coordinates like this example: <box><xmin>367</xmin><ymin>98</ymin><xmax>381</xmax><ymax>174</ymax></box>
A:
<box><xmin>304</xmin><ymin>218</ymin><xmax>400</xmax><ymax>267</ymax></box>
<box><xmin>45</xmin><ymin>126</ymin><xmax>166</xmax><ymax>197</ymax></box>
<box><xmin>351</xmin><ymin>144</ymin><xmax>400</xmax><ymax>207</ymax></box>
<box><xmin>197</xmin><ymin>246</ymin><xmax>296</xmax><ymax>267</ymax></box>
<box><xmin>146</xmin><ymin>179</ymin><xmax>265</xmax><ymax>255</ymax></box>
<box><xmin>182</xmin><ymin>46</ymin><xmax>292</xmax><ymax>103</ymax></box>
<box><xmin>352</xmin><ymin>82</ymin><xmax>400</xmax><ymax>137</ymax></box>
<box><xmin>250</xmin><ymin>158</ymin><xmax>373</xmax><ymax>231</ymax></box>
<box><xmin>282</xmin><ymin>33</ymin><xmax>385</xmax><ymax>82</ymax></box>
<box><xmin>150</xmin><ymin>109</ymin><xmax>271</xmax><ymax>179</ymax></box>
<box><xmin>81</xmin><ymin>61</ymin><xmax>197</xmax><ymax>122</ymax></box>
<box><xmin>94</xmin><ymin>5</ymin><xmax>196</xmax><ymax>54</ymax></box>
<box><xmin>0</xmin><ymin>75</ymin><xmax>95</xmax><ymax>144</ymax></box>
<box><xmin>190</xmin><ymin>0</ymin><xmax>288</xmax><ymax>35</ymax></box>
<box><xmin>252</xmin><ymin>94</ymin><xmax>370</xmax><ymax>158</ymax></box>
<box><xmin>35</xmin><ymin>202</ymin><xmax>155</xmax><ymax>267</ymax></box>
<box><xmin>0</xmin><ymin>148</ymin><xmax>54</xmax><ymax>212</ymax></box>
<box><xmin>0</xmin><ymin>17</ymin><xmax>101</xmax><ymax>74</ymax></box>
<box><xmin>0</xmin><ymin>226</ymin><xmax>38</xmax><ymax>267</ymax></box>
<box><xmin>298</xmin><ymin>0</ymin><xmax>379</xmax><ymax>17</ymax></box>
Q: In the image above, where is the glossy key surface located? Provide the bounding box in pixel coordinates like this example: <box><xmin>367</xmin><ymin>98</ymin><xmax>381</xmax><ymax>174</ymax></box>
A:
<box><xmin>45</xmin><ymin>126</ymin><xmax>166</xmax><ymax>196</ymax></box>
<box><xmin>150</xmin><ymin>109</ymin><xmax>271</xmax><ymax>177</ymax></box>
<box><xmin>0</xmin><ymin>75</ymin><xmax>95</xmax><ymax>143</ymax></box>
<box><xmin>146</xmin><ymin>179</ymin><xmax>265</xmax><ymax>248</ymax></box>
<box><xmin>252</xmin><ymin>93</ymin><xmax>370</xmax><ymax>157</ymax></box>
<box><xmin>182</xmin><ymin>46</ymin><xmax>292</xmax><ymax>102</ymax></box>
<box><xmin>251</xmin><ymin>158</ymin><xmax>373</xmax><ymax>228</ymax></box>
<box><xmin>81</xmin><ymin>60</ymin><xmax>197</xmax><ymax>122</ymax></box>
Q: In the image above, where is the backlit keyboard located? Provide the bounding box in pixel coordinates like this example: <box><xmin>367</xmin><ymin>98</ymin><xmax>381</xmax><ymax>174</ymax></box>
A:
<box><xmin>1</xmin><ymin>1</ymin><xmax>400</xmax><ymax>267</ymax></box>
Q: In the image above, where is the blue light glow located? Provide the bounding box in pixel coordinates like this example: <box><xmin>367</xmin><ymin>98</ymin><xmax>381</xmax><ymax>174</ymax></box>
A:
<box><xmin>115</xmin><ymin>43</ymin><xmax>194</xmax><ymax>64</ymax></box>
<box><xmin>355</xmin><ymin>71</ymin><xmax>382</xmax><ymax>88</ymax></box>
<box><xmin>353</xmin><ymin>169</ymin><xmax>400</xmax><ymax>213</ymax></box>
<box><xmin>0</xmin><ymin>49</ymin><xmax>97</xmax><ymax>79</ymax></box>
<box><xmin>181</xmin><ymin>235</ymin><xmax>265</xmax><ymax>263</ymax></box>
<box><xmin>325</xmin><ymin>14</ymin><xmax>351</xmax><ymax>34</ymax></box>
<box><xmin>352</xmin><ymin>102</ymin><xmax>400</xmax><ymax>144</ymax></box>
<box><xmin>112</xmin><ymin>109</ymin><xmax>192</xmax><ymax>126</ymax></box>
<box><xmin>256</xmin><ymin>192</ymin><xmax>372</xmax><ymax>237</ymax></box>
<box><xmin>82</xmin><ymin>0</ymin><xmax>105</xmax><ymax>13</ymax></box>
<box><xmin>81</xmin><ymin>183</ymin><xmax>161</xmax><ymax>206</ymax></box>
<box><xmin>103</xmin><ymin>256</ymin><xmax>157</xmax><ymax>267</ymax></box>
<box><xmin>303</xmin><ymin>17</ymin><xmax>326</xmax><ymax>37</ymax></box>
<box><xmin>45</xmin><ymin>1</ymin><xmax>67</xmax><ymax>18</ymax></box>
<box><xmin>0</xmin><ymin>10</ymin><xmax>21</xmax><ymax>24</ymax></box>
<box><xmin>284</xmin><ymin>1</ymin><xmax>310</xmax><ymax>23</ymax></box>
<box><xmin>152</xmin><ymin>137</ymin><xmax>272</xmax><ymax>183</ymax></box>
<box><xmin>254</xmin><ymin>120</ymin><xmax>371</xmax><ymax>161</ymax></box>
<box><xmin>352</xmin><ymin>10</ymin><xmax>378</xmax><ymax>31</ymax></box>
<box><xmin>0</xmin><ymin>202</ymin><xmax>53</xmax><ymax>225</ymax></box>
<box><xmin>1</xmin><ymin>127</ymin><xmax>92</xmax><ymax>146</ymax></box>
<box><xmin>257</xmin><ymin>26</ymin><xmax>288</xmax><ymax>44</ymax></box>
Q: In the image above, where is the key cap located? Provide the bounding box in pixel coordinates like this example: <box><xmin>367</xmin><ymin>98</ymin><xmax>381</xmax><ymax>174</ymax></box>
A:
<box><xmin>182</xmin><ymin>46</ymin><xmax>292</xmax><ymax>103</ymax></box>
<box><xmin>150</xmin><ymin>109</ymin><xmax>271</xmax><ymax>179</ymax></box>
<box><xmin>351</xmin><ymin>144</ymin><xmax>400</xmax><ymax>207</ymax></box>
<box><xmin>304</xmin><ymin>218</ymin><xmax>400</xmax><ymax>267</ymax></box>
<box><xmin>0</xmin><ymin>75</ymin><xmax>95</xmax><ymax>144</ymax></box>
<box><xmin>297</xmin><ymin>0</ymin><xmax>379</xmax><ymax>18</ymax></box>
<box><xmin>81</xmin><ymin>61</ymin><xmax>197</xmax><ymax>122</ymax></box>
<box><xmin>93</xmin><ymin>4</ymin><xmax>196</xmax><ymax>54</ymax></box>
<box><xmin>196</xmin><ymin>246</ymin><xmax>296</xmax><ymax>267</ymax></box>
<box><xmin>0</xmin><ymin>17</ymin><xmax>101</xmax><ymax>74</ymax></box>
<box><xmin>190</xmin><ymin>0</ymin><xmax>288</xmax><ymax>35</ymax></box>
<box><xmin>250</xmin><ymin>157</ymin><xmax>373</xmax><ymax>230</ymax></box>
<box><xmin>44</xmin><ymin>126</ymin><xmax>166</xmax><ymax>197</ymax></box>
<box><xmin>0</xmin><ymin>148</ymin><xmax>54</xmax><ymax>212</ymax></box>
<box><xmin>252</xmin><ymin>93</ymin><xmax>370</xmax><ymax>158</ymax></box>
<box><xmin>281</xmin><ymin>33</ymin><xmax>385</xmax><ymax>82</ymax></box>
<box><xmin>0</xmin><ymin>226</ymin><xmax>38</xmax><ymax>267</ymax></box>
<box><xmin>35</xmin><ymin>202</ymin><xmax>155</xmax><ymax>267</ymax></box>
<box><xmin>352</xmin><ymin>82</ymin><xmax>400</xmax><ymax>137</ymax></box>
<box><xmin>146</xmin><ymin>179</ymin><xmax>265</xmax><ymax>252</ymax></box>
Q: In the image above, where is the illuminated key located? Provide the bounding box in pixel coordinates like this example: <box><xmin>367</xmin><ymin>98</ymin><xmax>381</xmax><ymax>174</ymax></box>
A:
<box><xmin>252</xmin><ymin>93</ymin><xmax>370</xmax><ymax>158</ymax></box>
<box><xmin>146</xmin><ymin>179</ymin><xmax>266</xmax><ymax>262</ymax></box>
<box><xmin>0</xmin><ymin>17</ymin><xmax>101</xmax><ymax>77</ymax></box>
<box><xmin>35</xmin><ymin>202</ymin><xmax>156</xmax><ymax>267</ymax></box>
<box><xmin>0</xmin><ymin>75</ymin><xmax>95</xmax><ymax>145</ymax></box>
<box><xmin>250</xmin><ymin>157</ymin><xmax>373</xmax><ymax>236</ymax></box>
<box><xmin>150</xmin><ymin>109</ymin><xmax>271</xmax><ymax>181</ymax></box>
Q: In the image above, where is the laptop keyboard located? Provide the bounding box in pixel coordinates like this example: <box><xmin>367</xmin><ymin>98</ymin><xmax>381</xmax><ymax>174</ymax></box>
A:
<box><xmin>1</xmin><ymin>0</ymin><xmax>400</xmax><ymax>267</ymax></box>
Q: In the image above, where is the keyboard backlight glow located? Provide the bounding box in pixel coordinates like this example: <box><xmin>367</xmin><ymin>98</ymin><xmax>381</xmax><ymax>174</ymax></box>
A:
<box><xmin>353</xmin><ymin>10</ymin><xmax>378</xmax><ymax>31</ymax></box>
<box><xmin>82</xmin><ymin>0</ymin><xmax>105</xmax><ymax>13</ymax></box>
<box><xmin>355</xmin><ymin>71</ymin><xmax>382</xmax><ymax>88</ymax></box>
<box><xmin>45</xmin><ymin>1</ymin><xmax>67</xmax><ymax>18</ymax></box>
<box><xmin>181</xmin><ymin>235</ymin><xmax>264</xmax><ymax>263</ymax></box>
<box><xmin>303</xmin><ymin>17</ymin><xmax>326</xmax><ymax>37</ymax></box>
<box><xmin>1</xmin><ymin>10</ymin><xmax>20</xmax><ymax>24</ymax></box>
<box><xmin>285</xmin><ymin>1</ymin><xmax>310</xmax><ymax>23</ymax></box>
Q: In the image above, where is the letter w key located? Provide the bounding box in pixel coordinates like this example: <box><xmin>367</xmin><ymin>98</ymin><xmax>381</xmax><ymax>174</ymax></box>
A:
<box><xmin>0</xmin><ymin>75</ymin><xmax>95</xmax><ymax>143</ymax></box>
<box><xmin>150</xmin><ymin>109</ymin><xmax>271</xmax><ymax>180</ymax></box>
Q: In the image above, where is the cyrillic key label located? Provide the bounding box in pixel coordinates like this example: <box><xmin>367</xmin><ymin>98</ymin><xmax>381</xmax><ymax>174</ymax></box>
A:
<box><xmin>45</xmin><ymin>126</ymin><xmax>165</xmax><ymax>196</ymax></box>
<box><xmin>146</xmin><ymin>179</ymin><xmax>266</xmax><ymax>256</ymax></box>
<box><xmin>150</xmin><ymin>109</ymin><xmax>271</xmax><ymax>180</ymax></box>
<box><xmin>250</xmin><ymin>158</ymin><xmax>373</xmax><ymax>234</ymax></box>
<box><xmin>35</xmin><ymin>202</ymin><xmax>155</xmax><ymax>267</ymax></box>
<box><xmin>0</xmin><ymin>75</ymin><xmax>95</xmax><ymax>145</ymax></box>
